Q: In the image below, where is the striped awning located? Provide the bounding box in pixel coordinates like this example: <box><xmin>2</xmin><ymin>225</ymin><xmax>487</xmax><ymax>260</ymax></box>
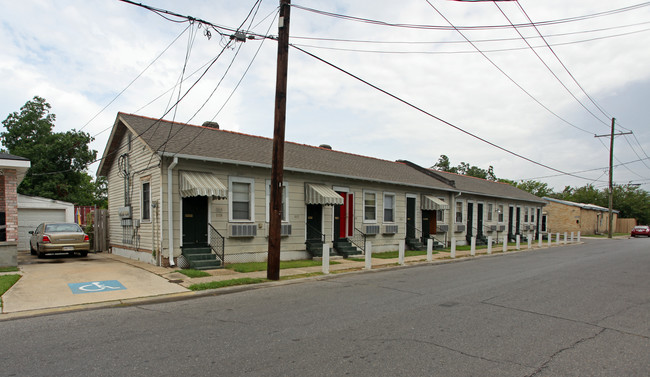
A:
<box><xmin>180</xmin><ymin>171</ymin><xmax>227</xmax><ymax>198</ymax></box>
<box><xmin>305</xmin><ymin>184</ymin><xmax>344</xmax><ymax>206</ymax></box>
<box><xmin>422</xmin><ymin>195</ymin><xmax>449</xmax><ymax>211</ymax></box>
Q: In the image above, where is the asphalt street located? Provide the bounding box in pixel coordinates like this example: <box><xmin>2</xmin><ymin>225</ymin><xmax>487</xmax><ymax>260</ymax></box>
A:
<box><xmin>1</xmin><ymin>238</ymin><xmax>648</xmax><ymax>376</ymax></box>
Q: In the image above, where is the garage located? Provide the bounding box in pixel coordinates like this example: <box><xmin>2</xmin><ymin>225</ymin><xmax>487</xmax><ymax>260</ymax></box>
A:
<box><xmin>17</xmin><ymin>195</ymin><xmax>74</xmax><ymax>251</ymax></box>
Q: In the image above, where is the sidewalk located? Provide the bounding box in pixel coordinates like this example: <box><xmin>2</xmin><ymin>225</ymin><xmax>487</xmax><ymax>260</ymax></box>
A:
<box><xmin>1</xmin><ymin>239</ymin><xmax>586</xmax><ymax>319</ymax></box>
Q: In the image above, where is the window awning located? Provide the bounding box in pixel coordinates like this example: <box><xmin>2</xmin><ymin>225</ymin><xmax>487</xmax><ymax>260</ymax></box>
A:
<box><xmin>180</xmin><ymin>171</ymin><xmax>227</xmax><ymax>199</ymax></box>
<box><xmin>305</xmin><ymin>184</ymin><xmax>344</xmax><ymax>206</ymax></box>
<box><xmin>422</xmin><ymin>195</ymin><xmax>449</xmax><ymax>211</ymax></box>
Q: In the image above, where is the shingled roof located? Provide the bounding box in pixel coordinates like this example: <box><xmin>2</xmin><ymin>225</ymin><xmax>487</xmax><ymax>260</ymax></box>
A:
<box><xmin>98</xmin><ymin>113</ymin><xmax>457</xmax><ymax>192</ymax></box>
<box><xmin>432</xmin><ymin>169</ymin><xmax>547</xmax><ymax>204</ymax></box>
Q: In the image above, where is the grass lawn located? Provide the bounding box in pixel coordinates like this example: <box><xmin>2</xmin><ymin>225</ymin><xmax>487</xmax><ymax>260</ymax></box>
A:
<box><xmin>225</xmin><ymin>259</ymin><xmax>340</xmax><ymax>273</ymax></box>
<box><xmin>583</xmin><ymin>233</ymin><xmax>629</xmax><ymax>238</ymax></box>
<box><xmin>177</xmin><ymin>269</ymin><xmax>211</xmax><ymax>278</ymax></box>
<box><xmin>0</xmin><ymin>274</ymin><xmax>21</xmax><ymax>308</ymax></box>
<box><xmin>372</xmin><ymin>249</ymin><xmax>437</xmax><ymax>259</ymax></box>
<box><xmin>0</xmin><ymin>266</ymin><xmax>19</xmax><ymax>273</ymax></box>
<box><xmin>189</xmin><ymin>277</ymin><xmax>265</xmax><ymax>291</ymax></box>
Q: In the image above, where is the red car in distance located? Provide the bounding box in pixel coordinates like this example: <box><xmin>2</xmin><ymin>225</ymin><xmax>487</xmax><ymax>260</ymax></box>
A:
<box><xmin>631</xmin><ymin>225</ymin><xmax>650</xmax><ymax>237</ymax></box>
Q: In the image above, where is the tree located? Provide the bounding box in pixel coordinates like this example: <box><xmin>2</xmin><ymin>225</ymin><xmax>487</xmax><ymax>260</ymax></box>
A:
<box><xmin>1</xmin><ymin>96</ymin><xmax>103</xmax><ymax>206</ymax></box>
<box><xmin>431</xmin><ymin>154</ymin><xmax>497</xmax><ymax>180</ymax></box>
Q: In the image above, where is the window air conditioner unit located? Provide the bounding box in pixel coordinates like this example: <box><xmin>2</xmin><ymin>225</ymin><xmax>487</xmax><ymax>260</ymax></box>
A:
<box><xmin>280</xmin><ymin>223</ymin><xmax>292</xmax><ymax>237</ymax></box>
<box><xmin>365</xmin><ymin>225</ymin><xmax>380</xmax><ymax>235</ymax></box>
<box><xmin>436</xmin><ymin>224</ymin><xmax>449</xmax><ymax>233</ymax></box>
<box><xmin>489</xmin><ymin>225</ymin><xmax>497</xmax><ymax>231</ymax></box>
<box><xmin>383</xmin><ymin>225</ymin><xmax>398</xmax><ymax>234</ymax></box>
<box><xmin>455</xmin><ymin>224</ymin><xmax>466</xmax><ymax>233</ymax></box>
<box><xmin>229</xmin><ymin>224</ymin><xmax>257</xmax><ymax>237</ymax></box>
<box><xmin>497</xmin><ymin>225</ymin><xmax>506</xmax><ymax>231</ymax></box>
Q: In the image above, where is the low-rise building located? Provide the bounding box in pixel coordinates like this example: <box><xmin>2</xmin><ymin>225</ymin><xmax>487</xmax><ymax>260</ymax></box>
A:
<box><xmin>542</xmin><ymin>197</ymin><xmax>618</xmax><ymax>236</ymax></box>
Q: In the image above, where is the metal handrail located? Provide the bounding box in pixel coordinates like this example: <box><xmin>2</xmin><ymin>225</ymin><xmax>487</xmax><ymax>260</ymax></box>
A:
<box><xmin>305</xmin><ymin>222</ymin><xmax>325</xmax><ymax>244</ymax></box>
<box><xmin>208</xmin><ymin>223</ymin><xmax>225</xmax><ymax>265</ymax></box>
<box><xmin>348</xmin><ymin>227</ymin><xmax>366</xmax><ymax>254</ymax></box>
<box><xmin>405</xmin><ymin>223</ymin><xmax>423</xmax><ymax>242</ymax></box>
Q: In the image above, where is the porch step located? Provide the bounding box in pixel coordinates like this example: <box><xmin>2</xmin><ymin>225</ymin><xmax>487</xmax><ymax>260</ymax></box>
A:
<box><xmin>305</xmin><ymin>240</ymin><xmax>336</xmax><ymax>258</ymax></box>
<box><xmin>182</xmin><ymin>247</ymin><xmax>223</xmax><ymax>270</ymax></box>
<box><xmin>405</xmin><ymin>238</ymin><xmax>424</xmax><ymax>251</ymax></box>
<box><xmin>333</xmin><ymin>240</ymin><xmax>360</xmax><ymax>258</ymax></box>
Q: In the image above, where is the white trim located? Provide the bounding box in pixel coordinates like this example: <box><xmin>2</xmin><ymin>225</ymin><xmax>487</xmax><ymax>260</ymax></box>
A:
<box><xmin>0</xmin><ymin>159</ymin><xmax>31</xmax><ymax>169</ymax></box>
<box><xmin>363</xmin><ymin>190</ymin><xmax>377</xmax><ymax>224</ymax></box>
<box><xmin>383</xmin><ymin>192</ymin><xmax>396</xmax><ymax>224</ymax></box>
<box><xmin>455</xmin><ymin>199</ymin><xmax>464</xmax><ymax>224</ymax></box>
<box><xmin>140</xmin><ymin>179</ymin><xmax>152</xmax><ymax>223</ymax></box>
<box><xmin>265</xmin><ymin>179</ymin><xmax>289</xmax><ymax>222</ymax></box>
<box><xmin>228</xmin><ymin>176</ymin><xmax>255</xmax><ymax>222</ymax></box>
<box><xmin>332</xmin><ymin>186</ymin><xmax>349</xmax><ymax>193</ymax></box>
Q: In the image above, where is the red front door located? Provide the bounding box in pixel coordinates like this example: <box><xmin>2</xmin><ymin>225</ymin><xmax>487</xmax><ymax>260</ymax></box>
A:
<box><xmin>336</xmin><ymin>192</ymin><xmax>354</xmax><ymax>239</ymax></box>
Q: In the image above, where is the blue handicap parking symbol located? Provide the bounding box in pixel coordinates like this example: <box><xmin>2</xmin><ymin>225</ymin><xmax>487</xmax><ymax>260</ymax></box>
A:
<box><xmin>68</xmin><ymin>280</ymin><xmax>126</xmax><ymax>294</ymax></box>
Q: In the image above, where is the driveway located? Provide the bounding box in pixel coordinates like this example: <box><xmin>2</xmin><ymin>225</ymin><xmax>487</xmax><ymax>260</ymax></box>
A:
<box><xmin>2</xmin><ymin>251</ymin><xmax>189</xmax><ymax>314</ymax></box>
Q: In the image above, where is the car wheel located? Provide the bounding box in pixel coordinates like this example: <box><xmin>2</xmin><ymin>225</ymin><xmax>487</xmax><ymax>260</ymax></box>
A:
<box><xmin>30</xmin><ymin>244</ymin><xmax>37</xmax><ymax>256</ymax></box>
<box><xmin>80</xmin><ymin>251</ymin><xmax>88</xmax><ymax>257</ymax></box>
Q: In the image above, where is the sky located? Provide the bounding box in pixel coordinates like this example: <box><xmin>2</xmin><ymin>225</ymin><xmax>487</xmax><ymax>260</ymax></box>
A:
<box><xmin>1</xmin><ymin>0</ymin><xmax>650</xmax><ymax>192</ymax></box>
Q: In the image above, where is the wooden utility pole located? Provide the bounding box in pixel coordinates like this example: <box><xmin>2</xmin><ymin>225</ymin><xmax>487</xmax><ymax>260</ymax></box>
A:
<box><xmin>267</xmin><ymin>0</ymin><xmax>291</xmax><ymax>280</ymax></box>
<box><xmin>595</xmin><ymin>118</ymin><xmax>631</xmax><ymax>238</ymax></box>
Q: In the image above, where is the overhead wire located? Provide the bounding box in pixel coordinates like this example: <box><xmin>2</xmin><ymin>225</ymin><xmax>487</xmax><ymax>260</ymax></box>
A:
<box><xmin>290</xmin><ymin>43</ymin><xmax>607</xmax><ymax>183</ymax></box>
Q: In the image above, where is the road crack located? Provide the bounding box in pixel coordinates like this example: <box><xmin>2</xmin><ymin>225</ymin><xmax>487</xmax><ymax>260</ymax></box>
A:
<box><xmin>527</xmin><ymin>327</ymin><xmax>606</xmax><ymax>377</ymax></box>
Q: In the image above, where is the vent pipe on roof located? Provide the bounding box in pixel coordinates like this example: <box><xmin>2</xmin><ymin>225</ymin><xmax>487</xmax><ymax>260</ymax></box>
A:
<box><xmin>319</xmin><ymin>144</ymin><xmax>332</xmax><ymax>150</ymax></box>
<box><xmin>202</xmin><ymin>121</ymin><xmax>220</xmax><ymax>129</ymax></box>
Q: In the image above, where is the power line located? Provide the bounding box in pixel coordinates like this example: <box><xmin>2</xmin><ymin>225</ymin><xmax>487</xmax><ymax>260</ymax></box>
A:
<box><xmin>291</xmin><ymin>2</ymin><xmax>650</xmax><ymax>32</ymax></box>
<box><xmin>290</xmin><ymin>43</ymin><xmax>606</xmax><ymax>182</ymax></box>
<box><xmin>520</xmin><ymin>156</ymin><xmax>650</xmax><ymax>180</ymax></box>
<box><xmin>423</xmin><ymin>0</ymin><xmax>598</xmax><ymax>135</ymax></box>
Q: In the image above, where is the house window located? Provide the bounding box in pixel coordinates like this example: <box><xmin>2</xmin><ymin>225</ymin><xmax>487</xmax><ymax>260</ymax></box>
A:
<box><xmin>524</xmin><ymin>207</ymin><xmax>529</xmax><ymax>223</ymax></box>
<box><xmin>487</xmin><ymin>203</ymin><xmax>493</xmax><ymax>222</ymax></box>
<box><xmin>455</xmin><ymin>201</ymin><xmax>463</xmax><ymax>223</ymax></box>
<box><xmin>141</xmin><ymin>181</ymin><xmax>151</xmax><ymax>221</ymax></box>
<box><xmin>531</xmin><ymin>208</ymin><xmax>536</xmax><ymax>223</ymax></box>
<box><xmin>498</xmin><ymin>204</ymin><xmax>504</xmax><ymax>222</ymax></box>
<box><xmin>437</xmin><ymin>198</ymin><xmax>445</xmax><ymax>222</ymax></box>
<box><xmin>265</xmin><ymin>180</ymin><xmax>288</xmax><ymax>222</ymax></box>
<box><xmin>383</xmin><ymin>193</ymin><xmax>395</xmax><ymax>223</ymax></box>
<box><xmin>229</xmin><ymin>177</ymin><xmax>255</xmax><ymax>222</ymax></box>
<box><xmin>364</xmin><ymin>191</ymin><xmax>377</xmax><ymax>222</ymax></box>
<box><xmin>127</xmin><ymin>132</ymin><xmax>132</xmax><ymax>151</ymax></box>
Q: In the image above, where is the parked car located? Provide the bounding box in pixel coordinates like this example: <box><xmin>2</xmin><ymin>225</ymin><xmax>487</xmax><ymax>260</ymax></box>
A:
<box><xmin>630</xmin><ymin>225</ymin><xmax>650</xmax><ymax>237</ymax></box>
<box><xmin>29</xmin><ymin>223</ymin><xmax>90</xmax><ymax>258</ymax></box>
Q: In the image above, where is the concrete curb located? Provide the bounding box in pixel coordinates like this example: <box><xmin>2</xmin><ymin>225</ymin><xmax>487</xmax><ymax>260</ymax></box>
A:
<box><xmin>0</xmin><ymin>241</ymin><xmax>588</xmax><ymax>321</ymax></box>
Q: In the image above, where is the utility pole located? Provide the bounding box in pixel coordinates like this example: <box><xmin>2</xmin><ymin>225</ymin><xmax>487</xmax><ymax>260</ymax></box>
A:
<box><xmin>267</xmin><ymin>0</ymin><xmax>291</xmax><ymax>281</ymax></box>
<box><xmin>595</xmin><ymin>118</ymin><xmax>631</xmax><ymax>238</ymax></box>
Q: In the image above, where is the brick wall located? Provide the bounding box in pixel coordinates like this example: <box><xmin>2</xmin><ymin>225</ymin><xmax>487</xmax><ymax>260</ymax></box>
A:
<box><xmin>545</xmin><ymin>200</ymin><xmax>616</xmax><ymax>235</ymax></box>
<box><xmin>2</xmin><ymin>170</ymin><xmax>18</xmax><ymax>242</ymax></box>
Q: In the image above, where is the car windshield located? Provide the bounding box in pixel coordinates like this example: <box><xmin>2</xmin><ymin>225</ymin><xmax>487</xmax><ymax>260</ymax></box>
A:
<box><xmin>45</xmin><ymin>224</ymin><xmax>83</xmax><ymax>233</ymax></box>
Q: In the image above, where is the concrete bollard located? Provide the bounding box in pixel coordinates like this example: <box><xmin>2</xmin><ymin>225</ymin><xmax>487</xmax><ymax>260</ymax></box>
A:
<box><xmin>556</xmin><ymin>233</ymin><xmax>560</xmax><ymax>246</ymax></box>
<box><xmin>516</xmin><ymin>234</ymin><xmax>521</xmax><ymax>250</ymax></box>
<box><xmin>451</xmin><ymin>238</ymin><xmax>456</xmax><ymax>258</ymax></box>
<box><xmin>527</xmin><ymin>234</ymin><xmax>531</xmax><ymax>249</ymax></box>
<box><xmin>563</xmin><ymin>232</ymin><xmax>568</xmax><ymax>245</ymax></box>
<box><xmin>427</xmin><ymin>238</ymin><xmax>433</xmax><ymax>262</ymax></box>
<box><xmin>570</xmin><ymin>231</ymin><xmax>574</xmax><ymax>243</ymax></box>
<box><xmin>548</xmin><ymin>233</ymin><xmax>552</xmax><ymax>247</ymax></box>
<box><xmin>398</xmin><ymin>239</ymin><xmax>405</xmax><ymax>266</ymax></box>
<box><xmin>487</xmin><ymin>236</ymin><xmax>492</xmax><ymax>255</ymax></box>
<box><xmin>577</xmin><ymin>231</ymin><xmax>581</xmax><ymax>242</ymax></box>
<box><xmin>365</xmin><ymin>241</ymin><xmax>372</xmax><ymax>270</ymax></box>
<box><xmin>503</xmin><ymin>235</ymin><xmax>508</xmax><ymax>253</ymax></box>
<box><xmin>538</xmin><ymin>234</ymin><xmax>542</xmax><ymax>248</ymax></box>
<box><xmin>470</xmin><ymin>236</ymin><xmax>476</xmax><ymax>256</ymax></box>
<box><xmin>322</xmin><ymin>244</ymin><xmax>330</xmax><ymax>274</ymax></box>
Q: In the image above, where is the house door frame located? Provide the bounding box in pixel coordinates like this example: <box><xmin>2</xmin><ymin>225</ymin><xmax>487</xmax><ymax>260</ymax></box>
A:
<box><xmin>182</xmin><ymin>196</ymin><xmax>208</xmax><ymax>247</ymax></box>
<box><xmin>466</xmin><ymin>201</ymin><xmax>474</xmax><ymax>239</ymax></box>
<box><xmin>306</xmin><ymin>204</ymin><xmax>323</xmax><ymax>242</ymax></box>
<box><xmin>508</xmin><ymin>205</ymin><xmax>514</xmax><ymax>238</ymax></box>
<box><xmin>421</xmin><ymin>210</ymin><xmax>437</xmax><ymax>239</ymax></box>
<box><xmin>406</xmin><ymin>195</ymin><xmax>416</xmax><ymax>239</ymax></box>
<box><xmin>477</xmin><ymin>203</ymin><xmax>484</xmax><ymax>238</ymax></box>
<box><xmin>333</xmin><ymin>188</ymin><xmax>353</xmax><ymax>241</ymax></box>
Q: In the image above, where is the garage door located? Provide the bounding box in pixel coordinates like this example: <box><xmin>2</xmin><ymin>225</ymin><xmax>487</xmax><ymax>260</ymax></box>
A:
<box><xmin>18</xmin><ymin>209</ymin><xmax>67</xmax><ymax>251</ymax></box>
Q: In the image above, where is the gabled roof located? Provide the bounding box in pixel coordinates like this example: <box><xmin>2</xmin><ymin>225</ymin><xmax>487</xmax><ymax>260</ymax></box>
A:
<box><xmin>543</xmin><ymin>197</ymin><xmax>619</xmax><ymax>213</ymax></box>
<box><xmin>98</xmin><ymin>113</ymin><xmax>456</xmax><ymax>192</ymax></box>
<box><xmin>431</xmin><ymin>169</ymin><xmax>547</xmax><ymax>204</ymax></box>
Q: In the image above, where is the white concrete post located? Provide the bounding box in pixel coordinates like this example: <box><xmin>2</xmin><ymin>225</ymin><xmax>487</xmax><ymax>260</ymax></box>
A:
<box><xmin>364</xmin><ymin>241</ymin><xmax>372</xmax><ymax>270</ymax></box>
<box><xmin>577</xmin><ymin>231</ymin><xmax>581</xmax><ymax>242</ymax></box>
<box><xmin>451</xmin><ymin>238</ymin><xmax>456</xmax><ymax>259</ymax></box>
<box><xmin>527</xmin><ymin>234</ymin><xmax>532</xmax><ymax>249</ymax></box>
<box><xmin>502</xmin><ymin>235</ymin><xmax>508</xmax><ymax>253</ymax></box>
<box><xmin>322</xmin><ymin>244</ymin><xmax>330</xmax><ymax>274</ymax></box>
<box><xmin>538</xmin><ymin>234</ymin><xmax>542</xmax><ymax>248</ymax></box>
<box><xmin>548</xmin><ymin>233</ymin><xmax>552</xmax><ymax>247</ymax></box>
<box><xmin>563</xmin><ymin>232</ymin><xmax>568</xmax><ymax>245</ymax></box>
<box><xmin>487</xmin><ymin>236</ymin><xmax>492</xmax><ymax>255</ymax></box>
<box><xmin>426</xmin><ymin>238</ymin><xmax>433</xmax><ymax>262</ymax></box>
<box><xmin>398</xmin><ymin>239</ymin><xmax>405</xmax><ymax>266</ymax></box>
<box><xmin>516</xmin><ymin>234</ymin><xmax>521</xmax><ymax>250</ymax></box>
<box><xmin>570</xmin><ymin>231</ymin><xmax>574</xmax><ymax>243</ymax></box>
<box><xmin>470</xmin><ymin>236</ymin><xmax>476</xmax><ymax>256</ymax></box>
<box><xmin>556</xmin><ymin>233</ymin><xmax>560</xmax><ymax>246</ymax></box>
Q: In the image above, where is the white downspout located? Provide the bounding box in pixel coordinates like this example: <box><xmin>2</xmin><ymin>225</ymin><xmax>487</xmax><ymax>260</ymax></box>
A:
<box><xmin>167</xmin><ymin>157</ymin><xmax>178</xmax><ymax>266</ymax></box>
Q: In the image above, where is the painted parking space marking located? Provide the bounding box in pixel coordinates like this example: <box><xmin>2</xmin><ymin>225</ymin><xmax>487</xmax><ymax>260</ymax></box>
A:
<box><xmin>68</xmin><ymin>280</ymin><xmax>126</xmax><ymax>294</ymax></box>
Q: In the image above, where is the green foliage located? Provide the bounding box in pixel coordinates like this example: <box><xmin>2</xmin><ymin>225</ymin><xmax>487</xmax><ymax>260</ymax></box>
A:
<box><xmin>0</xmin><ymin>275</ymin><xmax>21</xmax><ymax>307</ymax></box>
<box><xmin>178</xmin><ymin>269</ymin><xmax>211</xmax><ymax>278</ymax></box>
<box><xmin>432</xmin><ymin>154</ymin><xmax>497</xmax><ymax>180</ymax></box>
<box><xmin>1</xmin><ymin>96</ymin><xmax>104</xmax><ymax>205</ymax></box>
<box><xmin>189</xmin><ymin>277</ymin><xmax>266</xmax><ymax>291</ymax></box>
<box><xmin>225</xmin><ymin>259</ymin><xmax>340</xmax><ymax>273</ymax></box>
